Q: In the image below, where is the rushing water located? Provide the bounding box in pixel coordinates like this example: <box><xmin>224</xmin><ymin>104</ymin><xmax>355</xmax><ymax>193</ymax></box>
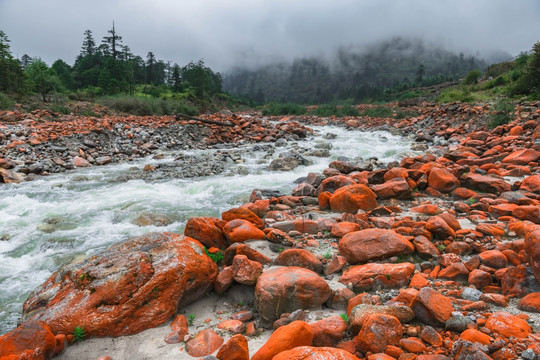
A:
<box><xmin>0</xmin><ymin>125</ymin><xmax>416</xmax><ymax>334</ymax></box>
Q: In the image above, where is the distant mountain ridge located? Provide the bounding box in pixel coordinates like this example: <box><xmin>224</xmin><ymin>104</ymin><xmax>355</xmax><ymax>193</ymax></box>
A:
<box><xmin>223</xmin><ymin>37</ymin><xmax>500</xmax><ymax>103</ymax></box>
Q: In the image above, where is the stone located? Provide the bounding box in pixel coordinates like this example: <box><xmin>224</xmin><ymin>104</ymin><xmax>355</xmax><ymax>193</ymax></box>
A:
<box><xmin>461</xmin><ymin>173</ymin><xmax>511</xmax><ymax>194</ymax></box>
<box><xmin>222</xmin><ymin>219</ymin><xmax>266</xmax><ymax>243</ymax></box>
<box><xmin>273</xmin><ymin>346</ymin><xmax>361</xmax><ymax>360</ymax></box>
<box><xmin>446</xmin><ymin>315</ymin><xmax>474</xmax><ymax>332</ymax></box>
<box><xmin>186</xmin><ymin>329</ymin><xmax>224</xmax><ymax>357</ymax></box>
<box><xmin>222</xmin><ymin>207</ymin><xmax>264</xmax><ymax>229</ymax></box>
<box><xmin>0</xmin><ymin>320</ymin><xmax>56</xmax><ymax>360</ymax></box>
<box><xmin>478</xmin><ymin>250</ymin><xmax>508</xmax><ymax>269</ymax></box>
<box><xmin>426</xmin><ymin>216</ymin><xmax>456</xmax><ymax>239</ymax></box>
<box><xmin>251</xmin><ymin>321</ymin><xmax>313</xmax><ymax>360</ymax></box>
<box><xmin>349</xmin><ymin>303</ymin><xmax>414</xmax><ymax>334</ymax></box>
<box><xmin>411</xmin><ymin>287</ymin><xmax>454</xmax><ymax>327</ymax></box>
<box><xmin>513</xmin><ymin>205</ymin><xmax>540</xmax><ymax>224</ymax></box>
<box><xmin>502</xmin><ymin>149</ymin><xmax>540</xmax><ymax>165</ymax></box>
<box><xmin>520</xmin><ymin>174</ymin><xmax>540</xmax><ymax>193</ymax></box>
<box><xmin>134</xmin><ymin>212</ymin><xmax>172</xmax><ymax>227</ymax></box>
<box><xmin>428</xmin><ymin>167</ymin><xmax>460</xmax><ymax>193</ymax></box>
<box><xmin>460</xmin><ymin>328</ymin><xmax>491</xmax><ymax>345</ymax></box>
<box><xmin>518</xmin><ymin>292</ymin><xmax>540</xmax><ymax>312</ymax></box>
<box><xmin>184</xmin><ymin>217</ymin><xmax>228</xmax><ymax>249</ymax></box>
<box><xmin>21</xmin><ymin>233</ymin><xmax>218</xmax><ymax>337</ymax></box>
<box><xmin>275</xmin><ymin>249</ymin><xmax>323</xmax><ymax>273</ymax></box>
<box><xmin>355</xmin><ymin>314</ymin><xmax>403</xmax><ymax>354</ymax></box>
<box><xmin>318</xmin><ymin>175</ymin><xmax>356</xmax><ymax>194</ymax></box>
<box><xmin>400</xmin><ymin>337</ymin><xmax>428</xmax><ymax>353</ymax></box>
<box><xmin>452</xmin><ymin>339</ymin><xmax>491</xmax><ymax>360</ymax></box>
<box><xmin>339</xmin><ymin>262</ymin><xmax>415</xmax><ymax>292</ymax></box>
<box><xmin>216</xmin><ymin>334</ymin><xmax>249</xmax><ymax>360</ymax></box>
<box><xmin>468</xmin><ymin>269</ymin><xmax>492</xmax><ymax>289</ymax></box>
<box><xmin>0</xmin><ymin>168</ymin><xmax>23</xmax><ymax>183</ymax></box>
<box><xmin>414</xmin><ymin>235</ymin><xmax>440</xmax><ymax>258</ymax></box>
<box><xmin>232</xmin><ymin>255</ymin><xmax>263</xmax><ymax>285</ymax></box>
<box><xmin>475</xmin><ymin>224</ymin><xmax>505</xmax><ymax>237</ymax></box>
<box><xmin>329</xmin><ymin>184</ymin><xmax>378</xmax><ymax>214</ymax></box>
<box><xmin>525</xmin><ymin>225</ymin><xmax>540</xmax><ymax>284</ymax></box>
<box><xmin>255</xmin><ymin>267</ymin><xmax>331</xmax><ymax>325</ymax></box>
<box><xmin>310</xmin><ymin>315</ymin><xmax>348</xmax><ymax>347</ymax></box>
<box><xmin>217</xmin><ymin>319</ymin><xmax>245</xmax><ymax>335</ymax></box>
<box><xmin>420</xmin><ymin>326</ymin><xmax>443</xmax><ymax>347</ymax></box>
<box><xmin>214</xmin><ymin>266</ymin><xmax>234</xmax><ymax>294</ymax></box>
<box><xmin>485</xmin><ymin>312</ymin><xmax>532</xmax><ymax>339</ymax></box>
<box><xmin>339</xmin><ymin>229</ymin><xmax>414</xmax><ymax>264</ymax></box>
<box><xmin>331</xmin><ymin>221</ymin><xmax>362</xmax><ymax>238</ymax></box>
<box><xmin>371</xmin><ymin>177</ymin><xmax>412</xmax><ymax>199</ymax></box>
<box><xmin>71</xmin><ymin>156</ymin><xmax>91</xmax><ymax>167</ymax></box>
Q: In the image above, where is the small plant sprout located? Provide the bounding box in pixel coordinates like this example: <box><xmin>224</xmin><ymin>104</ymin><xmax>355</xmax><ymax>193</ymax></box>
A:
<box><xmin>340</xmin><ymin>313</ymin><xmax>349</xmax><ymax>324</ymax></box>
<box><xmin>188</xmin><ymin>313</ymin><xmax>195</xmax><ymax>325</ymax></box>
<box><xmin>73</xmin><ymin>325</ymin><xmax>86</xmax><ymax>342</ymax></box>
<box><xmin>323</xmin><ymin>250</ymin><xmax>332</xmax><ymax>260</ymax></box>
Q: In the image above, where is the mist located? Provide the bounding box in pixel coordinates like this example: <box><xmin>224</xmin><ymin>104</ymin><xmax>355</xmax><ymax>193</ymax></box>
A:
<box><xmin>0</xmin><ymin>0</ymin><xmax>539</xmax><ymax>71</ymax></box>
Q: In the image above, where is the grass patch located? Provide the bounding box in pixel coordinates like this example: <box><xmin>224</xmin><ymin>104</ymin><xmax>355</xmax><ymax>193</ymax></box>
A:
<box><xmin>0</xmin><ymin>92</ymin><xmax>15</xmax><ymax>110</ymax></box>
<box><xmin>489</xmin><ymin>99</ymin><xmax>514</xmax><ymax>128</ymax></box>
<box><xmin>437</xmin><ymin>88</ymin><xmax>474</xmax><ymax>103</ymax></box>
<box><xmin>261</xmin><ymin>103</ymin><xmax>307</xmax><ymax>116</ymax></box>
<box><xmin>312</xmin><ymin>104</ymin><xmax>360</xmax><ymax>117</ymax></box>
<box><xmin>98</xmin><ymin>95</ymin><xmax>200</xmax><ymax>116</ymax></box>
<box><xmin>359</xmin><ymin>105</ymin><xmax>417</xmax><ymax>119</ymax></box>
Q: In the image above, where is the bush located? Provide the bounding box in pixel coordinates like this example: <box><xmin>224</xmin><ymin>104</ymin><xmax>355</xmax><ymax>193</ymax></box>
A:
<box><xmin>464</xmin><ymin>69</ymin><xmax>482</xmax><ymax>85</ymax></box>
<box><xmin>98</xmin><ymin>95</ymin><xmax>203</xmax><ymax>116</ymax></box>
<box><xmin>489</xmin><ymin>99</ymin><xmax>514</xmax><ymax>128</ymax></box>
<box><xmin>437</xmin><ymin>88</ymin><xmax>474</xmax><ymax>103</ymax></box>
<box><xmin>0</xmin><ymin>92</ymin><xmax>15</xmax><ymax>110</ymax></box>
<box><xmin>313</xmin><ymin>104</ymin><xmax>360</xmax><ymax>117</ymax></box>
<box><xmin>261</xmin><ymin>103</ymin><xmax>306</xmax><ymax>116</ymax></box>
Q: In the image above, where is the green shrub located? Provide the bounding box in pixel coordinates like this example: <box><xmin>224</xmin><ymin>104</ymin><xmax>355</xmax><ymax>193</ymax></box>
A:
<box><xmin>437</xmin><ymin>88</ymin><xmax>473</xmax><ymax>103</ymax></box>
<box><xmin>262</xmin><ymin>103</ymin><xmax>306</xmax><ymax>116</ymax></box>
<box><xmin>312</xmin><ymin>104</ymin><xmax>360</xmax><ymax>117</ymax></box>
<box><xmin>0</xmin><ymin>92</ymin><xmax>15</xmax><ymax>110</ymax></box>
<box><xmin>489</xmin><ymin>99</ymin><xmax>514</xmax><ymax>128</ymax></box>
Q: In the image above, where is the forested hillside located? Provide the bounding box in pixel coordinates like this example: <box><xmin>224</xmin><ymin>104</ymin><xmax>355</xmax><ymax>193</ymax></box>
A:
<box><xmin>223</xmin><ymin>37</ymin><xmax>493</xmax><ymax>103</ymax></box>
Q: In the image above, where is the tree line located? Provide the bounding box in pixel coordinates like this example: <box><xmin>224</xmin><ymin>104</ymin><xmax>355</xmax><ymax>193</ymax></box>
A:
<box><xmin>0</xmin><ymin>24</ymin><xmax>223</xmax><ymax>102</ymax></box>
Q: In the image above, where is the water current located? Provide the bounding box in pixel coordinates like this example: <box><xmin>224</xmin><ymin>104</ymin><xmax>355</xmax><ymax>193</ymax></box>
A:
<box><xmin>0</xmin><ymin>125</ymin><xmax>416</xmax><ymax>334</ymax></box>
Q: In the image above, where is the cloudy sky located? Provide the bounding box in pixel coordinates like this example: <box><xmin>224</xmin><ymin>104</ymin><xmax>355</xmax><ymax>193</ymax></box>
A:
<box><xmin>1</xmin><ymin>0</ymin><xmax>539</xmax><ymax>71</ymax></box>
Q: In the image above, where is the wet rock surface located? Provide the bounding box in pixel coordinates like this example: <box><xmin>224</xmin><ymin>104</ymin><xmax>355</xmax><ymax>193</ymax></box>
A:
<box><xmin>2</xmin><ymin>101</ymin><xmax>540</xmax><ymax>359</ymax></box>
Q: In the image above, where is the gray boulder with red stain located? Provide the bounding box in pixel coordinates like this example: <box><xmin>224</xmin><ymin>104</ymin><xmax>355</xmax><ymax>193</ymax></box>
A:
<box><xmin>20</xmin><ymin>232</ymin><xmax>218</xmax><ymax>338</ymax></box>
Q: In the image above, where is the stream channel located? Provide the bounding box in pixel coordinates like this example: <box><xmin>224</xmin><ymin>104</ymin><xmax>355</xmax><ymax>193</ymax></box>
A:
<box><xmin>0</xmin><ymin>124</ymin><xmax>417</xmax><ymax>335</ymax></box>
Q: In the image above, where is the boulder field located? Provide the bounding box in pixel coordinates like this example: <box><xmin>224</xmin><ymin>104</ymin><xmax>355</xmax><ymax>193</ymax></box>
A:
<box><xmin>1</xmin><ymin>100</ymin><xmax>540</xmax><ymax>359</ymax></box>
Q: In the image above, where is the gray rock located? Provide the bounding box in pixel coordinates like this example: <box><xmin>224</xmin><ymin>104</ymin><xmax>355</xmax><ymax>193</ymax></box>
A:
<box><xmin>461</xmin><ymin>287</ymin><xmax>483</xmax><ymax>302</ymax></box>
<box><xmin>446</xmin><ymin>315</ymin><xmax>474</xmax><ymax>332</ymax></box>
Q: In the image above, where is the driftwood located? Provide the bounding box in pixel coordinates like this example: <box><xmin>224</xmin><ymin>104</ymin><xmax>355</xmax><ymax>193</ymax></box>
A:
<box><xmin>175</xmin><ymin>113</ymin><xmax>234</xmax><ymax>127</ymax></box>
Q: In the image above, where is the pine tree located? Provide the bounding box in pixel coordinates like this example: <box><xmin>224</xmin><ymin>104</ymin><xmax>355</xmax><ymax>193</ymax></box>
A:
<box><xmin>80</xmin><ymin>30</ymin><xmax>96</xmax><ymax>57</ymax></box>
<box><xmin>102</xmin><ymin>22</ymin><xmax>122</xmax><ymax>60</ymax></box>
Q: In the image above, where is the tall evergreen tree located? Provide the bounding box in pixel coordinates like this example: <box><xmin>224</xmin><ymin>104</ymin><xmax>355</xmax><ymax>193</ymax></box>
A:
<box><xmin>80</xmin><ymin>30</ymin><xmax>96</xmax><ymax>57</ymax></box>
<box><xmin>102</xmin><ymin>22</ymin><xmax>122</xmax><ymax>60</ymax></box>
<box><xmin>0</xmin><ymin>30</ymin><xmax>25</xmax><ymax>93</ymax></box>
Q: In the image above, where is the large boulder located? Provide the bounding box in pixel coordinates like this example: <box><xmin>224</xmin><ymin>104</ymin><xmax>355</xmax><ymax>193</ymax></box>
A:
<box><xmin>273</xmin><ymin>346</ymin><xmax>360</xmax><ymax>360</ymax></box>
<box><xmin>275</xmin><ymin>249</ymin><xmax>323</xmax><ymax>273</ymax></box>
<box><xmin>411</xmin><ymin>287</ymin><xmax>454</xmax><ymax>327</ymax></box>
<box><xmin>502</xmin><ymin>149</ymin><xmax>540</xmax><ymax>165</ymax></box>
<box><xmin>329</xmin><ymin>184</ymin><xmax>378</xmax><ymax>214</ymax></box>
<box><xmin>184</xmin><ymin>217</ymin><xmax>228</xmax><ymax>249</ymax></box>
<box><xmin>222</xmin><ymin>219</ymin><xmax>266</xmax><ymax>243</ymax></box>
<box><xmin>252</xmin><ymin>321</ymin><xmax>313</xmax><ymax>360</ymax></box>
<box><xmin>339</xmin><ymin>262</ymin><xmax>415</xmax><ymax>292</ymax></box>
<box><xmin>255</xmin><ymin>267</ymin><xmax>331</xmax><ymax>325</ymax></box>
<box><xmin>428</xmin><ymin>167</ymin><xmax>460</xmax><ymax>193</ymax></box>
<box><xmin>21</xmin><ymin>233</ymin><xmax>218</xmax><ymax>337</ymax></box>
<box><xmin>0</xmin><ymin>320</ymin><xmax>56</xmax><ymax>360</ymax></box>
<box><xmin>339</xmin><ymin>229</ymin><xmax>414</xmax><ymax>264</ymax></box>
<box><xmin>525</xmin><ymin>225</ymin><xmax>540</xmax><ymax>284</ymax></box>
<box><xmin>355</xmin><ymin>313</ymin><xmax>403</xmax><ymax>354</ymax></box>
<box><xmin>461</xmin><ymin>173</ymin><xmax>511</xmax><ymax>194</ymax></box>
<box><xmin>371</xmin><ymin>177</ymin><xmax>412</xmax><ymax>199</ymax></box>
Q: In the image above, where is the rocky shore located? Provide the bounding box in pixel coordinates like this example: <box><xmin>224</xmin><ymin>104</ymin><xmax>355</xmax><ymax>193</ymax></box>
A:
<box><xmin>1</xmin><ymin>101</ymin><xmax>540</xmax><ymax>360</ymax></box>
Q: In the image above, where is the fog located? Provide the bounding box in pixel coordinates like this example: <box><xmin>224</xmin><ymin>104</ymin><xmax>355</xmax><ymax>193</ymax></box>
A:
<box><xmin>1</xmin><ymin>0</ymin><xmax>539</xmax><ymax>71</ymax></box>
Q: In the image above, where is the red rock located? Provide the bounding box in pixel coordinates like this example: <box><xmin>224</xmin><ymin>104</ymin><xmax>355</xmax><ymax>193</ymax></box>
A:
<box><xmin>349</xmin><ymin>303</ymin><xmax>414</xmax><ymax>334</ymax></box>
<box><xmin>438</xmin><ymin>262</ymin><xmax>469</xmax><ymax>281</ymax></box>
<box><xmin>513</xmin><ymin>205</ymin><xmax>540</xmax><ymax>224</ymax></box>
<box><xmin>255</xmin><ymin>267</ymin><xmax>331</xmax><ymax>324</ymax></box>
<box><xmin>371</xmin><ymin>177</ymin><xmax>412</xmax><ymax>199</ymax></box>
<box><xmin>478</xmin><ymin>249</ymin><xmax>508</xmax><ymax>268</ymax></box>
<box><xmin>452</xmin><ymin>187</ymin><xmax>478</xmax><ymax>200</ymax></box>
<box><xmin>411</xmin><ymin>287</ymin><xmax>454</xmax><ymax>327</ymax></box>
<box><xmin>217</xmin><ymin>319</ymin><xmax>245</xmax><ymax>334</ymax></box>
<box><xmin>476</xmin><ymin>224</ymin><xmax>506</xmax><ymax>237</ymax></box>
<box><xmin>186</xmin><ymin>329</ymin><xmax>224</xmax><ymax>357</ymax></box>
<box><xmin>485</xmin><ymin>312</ymin><xmax>532</xmax><ymax>339</ymax></box>
<box><xmin>0</xmin><ymin>321</ymin><xmax>56</xmax><ymax>360</ymax></box>
<box><xmin>324</xmin><ymin>255</ymin><xmax>347</xmax><ymax>276</ymax></box>
<box><xmin>525</xmin><ymin>225</ymin><xmax>540</xmax><ymax>283</ymax></box>
<box><xmin>400</xmin><ymin>337</ymin><xmax>427</xmax><ymax>353</ymax></box>
<box><xmin>414</xmin><ymin>235</ymin><xmax>440</xmax><ymax>258</ymax></box>
<box><xmin>468</xmin><ymin>269</ymin><xmax>492</xmax><ymax>289</ymax></box>
<box><xmin>20</xmin><ymin>233</ymin><xmax>217</xmax><ymax>337</ymax></box>
<box><xmin>480</xmin><ymin>293</ymin><xmax>509</xmax><ymax>307</ymax></box>
<box><xmin>368</xmin><ymin>354</ymin><xmax>395</xmax><ymax>360</ymax></box>
<box><xmin>330</xmin><ymin>184</ymin><xmax>378</xmax><ymax>214</ymax></box>
<box><xmin>460</xmin><ymin>328</ymin><xmax>492</xmax><ymax>345</ymax></box>
<box><xmin>409</xmin><ymin>273</ymin><xmax>430</xmax><ymax>288</ymax></box>
<box><xmin>222</xmin><ymin>219</ymin><xmax>266</xmax><ymax>243</ymax></box>
<box><xmin>411</xmin><ymin>204</ymin><xmax>440</xmax><ymax>215</ymax></box>
<box><xmin>72</xmin><ymin>156</ymin><xmax>91</xmax><ymax>167</ymax></box>
<box><xmin>170</xmin><ymin>313</ymin><xmax>188</xmax><ymax>333</ymax></box>
<box><xmin>518</xmin><ymin>292</ymin><xmax>540</xmax><ymax>312</ymax></box>
<box><xmin>232</xmin><ymin>254</ymin><xmax>263</xmax><ymax>285</ymax></box>
<box><xmin>461</xmin><ymin>173</ymin><xmax>511</xmax><ymax>194</ymax></box>
<box><xmin>216</xmin><ymin>334</ymin><xmax>249</xmax><ymax>360</ymax></box>
<box><xmin>184</xmin><ymin>217</ymin><xmax>228</xmax><ymax>249</ymax></box>
<box><xmin>222</xmin><ymin>207</ymin><xmax>264</xmax><ymax>229</ymax></box>
<box><xmin>339</xmin><ymin>229</ymin><xmax>414</xmax><ymax>264</ymax></box>
<box><xmin>273</xmin><ymin>346</ymin><xmax>360</xmax><ymax>360</ymax></box>
<box><xmin>502</xmin><ymin>149</ymin><xmax>540</xmax><ymax>165</ymax></box>
<box><xmin>326</xmin><ymin>287</ymin><xmax>356</xmax><ymax>310</ymax></box>
<box><xmin>330</xmin><ymin>160</ymin><xmax>360</xmax><ymax>174</ymax></box>
<box><xmin>214</xmin><ymin>266</ymin><xmax>234</xmax><ymax>294</ymax></box>
<box><xmin>0</xmin><ymin>168</ymin><xmax>23</xmax><ymax>183</ymax></box>
<box><xmin>310</xmin><ymin>315</ymin><xmax>348</xmax><ymax>347</ymax></box>
<box><xmin>339</xmin><ymin>262</ymin><xmax>415</xmax><ymax>291</ymax></box>
<box><xmin>520</xmin><ymin>174</ymin><xmax>540</xmax><ymax>193</ymax></box>
<box><xmin>275</xmin><ymin>249</ymin><xmax>323</xmax><ymax>273</ymax></box>
<box><xmin>318</xmin><ymin>175</ymin><xmax>357</xmax><ymax>194</ymax></box>
<box><xmin>318</xmin><ymin>191</ymin><xmax>332</xmax><ymax>210</ymax></box>
<box><xmin>489</xmin><ymin>203</ymin><xmax>519</xmax><ymax>218</ymax></box>
<box><xmin>292</xmin><ymin>182</ymin><xmax>316</xmax><ymax>196</ymax></box>
<box><xmin>266</xmin><ymin>228</ymin><xmax>294</xmax><ymax>246</ymax></box>
<box><xmin>428</xmin><ymin>167</ymin><xmax>460</xmax><ymax>193</ymax></box>
<box><xmin>331</xmin><ymin>221</ymin><xmax>362</xmax><ymax>237</ymax></box>
<box><xmin>438</xmin><ymin>212</ymin><xmax>461</xmax><ymax>231</ymax></box>
<box><xmin>252</xmin><ymin>321</ymin><xmax>313</xmax><ymax>360</ymax></box>
<box><xmin>355</xmin><ymin>314</ymin><xmax>402</xmax><ymax>354</ymax></box>
<box><xmin>420</xmin><ymin>326</ymin><xmax>443</xmax><ymax>347</ymax></box>
<box><xmin>226</xmin><ymin>243</ymin><xmax>272</xmax><ymax>265</ymax></box>
<box><xmin>54</xmin><ymin>333</ymin><xmax>67</xmax><ymax>355</ymax></box>
<box><xmin>426</xmin><ymin>216</ymin><xmax>456</xmax><ymax>239</ymax></box>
